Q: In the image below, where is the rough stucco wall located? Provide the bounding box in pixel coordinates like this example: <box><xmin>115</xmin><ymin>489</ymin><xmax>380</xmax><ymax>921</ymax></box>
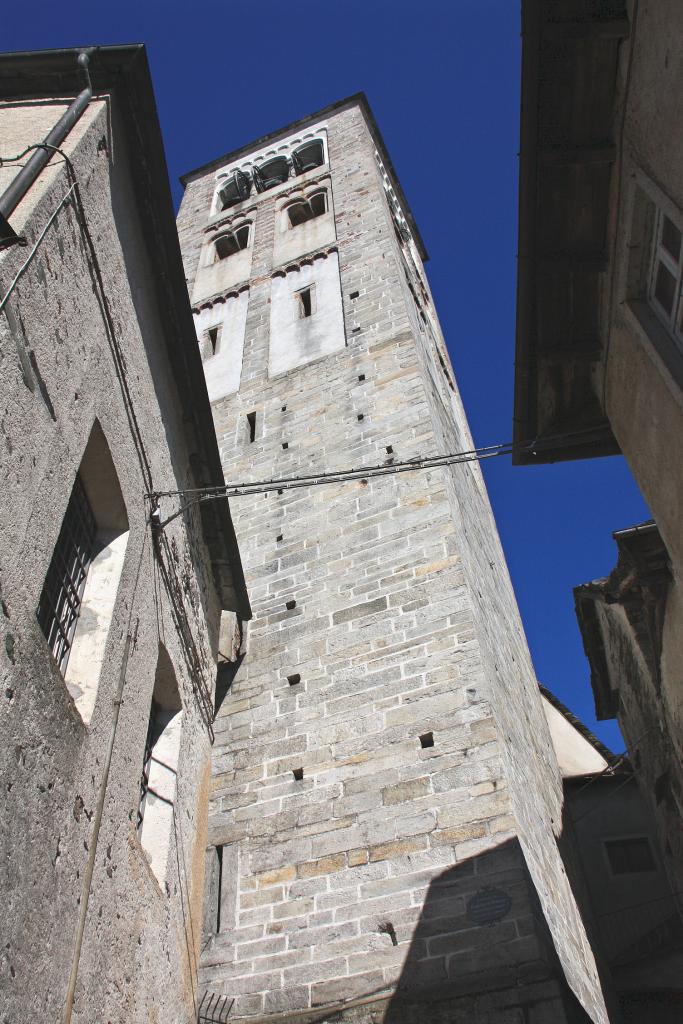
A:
<box><xmin>177</xmin><ymin>102</ymin><xmax>607</xmax><ymax>1022</ymax></box>
<box><xmin>0</xmin><ymin>97</ymin><xmax>226</xmax><ymax>1024</ymax></box>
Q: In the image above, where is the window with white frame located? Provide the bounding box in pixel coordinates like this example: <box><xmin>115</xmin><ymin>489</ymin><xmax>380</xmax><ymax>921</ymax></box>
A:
<box><xmin>649</xmin><ymin>208</ymin><xmax>683</xmax><ymax>337</ymax></box>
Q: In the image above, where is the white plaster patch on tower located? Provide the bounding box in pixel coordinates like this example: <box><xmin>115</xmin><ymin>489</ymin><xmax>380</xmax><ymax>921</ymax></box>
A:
<box><xmin>191</xmin><ymin>219</ymin><xmax>254</xmax><ymax>305</ymax></box>
<box><xmin>273</xmin><ymin>176</ymin><xmax>337</xmax><ymax>266</ymax></box>
<box><xmin>268</xmin><ymin>251</ymin><xmax>345</xmax><ymax>377</ymax></box>
<box><xmin>194</xmin><ymin>290</ymin><xmax>249</xmax><ymax>402</ymax></box>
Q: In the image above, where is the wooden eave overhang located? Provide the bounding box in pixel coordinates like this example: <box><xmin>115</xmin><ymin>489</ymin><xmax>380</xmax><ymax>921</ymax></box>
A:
<box><xmin>513</xmin><ymin>0</ymin><xmax>629</xmax><ymax>465</ymax></box>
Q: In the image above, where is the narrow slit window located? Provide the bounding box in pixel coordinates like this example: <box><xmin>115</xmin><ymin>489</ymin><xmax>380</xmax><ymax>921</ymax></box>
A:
<box><xmin>297</xmin><ymin>287</ymin><xmax>313</xmax><ymax>319</ymax></box>
<box><xmin>246</xmin><ymin>411</ymin><xmax>256</xmax><ymax>443</ymax></box>
<box><xmin>202</xmin><ymin>325</ymin><xmax>221</xmax><ymax>362</ymax></box>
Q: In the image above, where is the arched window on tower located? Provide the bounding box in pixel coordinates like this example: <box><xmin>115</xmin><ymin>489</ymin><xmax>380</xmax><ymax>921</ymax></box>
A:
<box><xmin>217</xmin><ymin>169</ymin><xmax>251</xmax><ymax>211</ymax></box>
<box><xmin>138</xmin><ymin>645</ymin><xmax>183</xmax><ymax>882</ymax></box>
<box><xmin>286</xmin><ymin>190</ymin><xmax>327</xmax><ymax>228</ymax></box>
<box><xmin>291</xmin><ymin>139</ymin><xmax>325</xmax><ymax>174</ymax></box>
<box><xmin>213</xmin><ymin>224</ymin><xmax>250</xmax><ymax>261</ymax></box>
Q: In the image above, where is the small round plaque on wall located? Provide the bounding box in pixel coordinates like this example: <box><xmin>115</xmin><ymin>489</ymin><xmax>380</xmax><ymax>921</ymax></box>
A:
<box><xmin>466</xmin><ymin>886</ymin><xmax>512</xmax><ymax>927</ymax></box>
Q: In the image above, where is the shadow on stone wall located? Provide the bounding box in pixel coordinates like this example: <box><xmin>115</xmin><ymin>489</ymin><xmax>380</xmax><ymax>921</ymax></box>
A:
<box><xmin>381</xmin><ymin>837</ymin><xmax>589</xmax><ymax>1024</ymax></box>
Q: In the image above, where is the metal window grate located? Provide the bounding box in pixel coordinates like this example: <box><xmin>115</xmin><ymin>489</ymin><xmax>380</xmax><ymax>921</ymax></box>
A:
<box><xmin>37</xmin><ymin>473</ymin><xmax>97</xmax><ymax>674</ymax></box>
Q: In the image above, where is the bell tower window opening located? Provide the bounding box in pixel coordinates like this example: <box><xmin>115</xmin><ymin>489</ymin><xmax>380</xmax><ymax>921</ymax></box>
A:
<box><xmin>291</xmin><ymin>139</ymin><xmax>325</xmax><ymax>175</ymax></box>
<box><xmin>37</xmin><ymin>472</ymin><xmax>97</xmax><ymax>674</ymax></box>
<box><xmin>287</xmin><ymin>190</ymin><xmax>328</xmax><ymax>228</ymax></box>
<box><xmin>253</xmin><ymin>156</ymin><xmax>291</xmax><ymax>193</ymax></box>
<box><xmin>218</xmin><ymin>169</ymin><xmax>251</xmax><ymax>211</ymax></box>
<box><xmin>214</xmin><ymin>224</ymin><xmax>250</xmax><ymax>262</ymax></box>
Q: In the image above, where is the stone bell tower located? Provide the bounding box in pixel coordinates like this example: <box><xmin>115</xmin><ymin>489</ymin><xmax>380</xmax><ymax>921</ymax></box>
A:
<box><xmin>176</xmin><ymin>95</ymin><xmax>608</xmax><ymax>1023</ymax></box>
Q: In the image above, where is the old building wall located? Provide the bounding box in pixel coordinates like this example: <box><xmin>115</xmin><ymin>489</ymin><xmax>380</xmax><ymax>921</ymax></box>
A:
<box><xmin>595</xmin><ymin>0</ymin><xmax>683</xmax><ymax>935</ymax></box>
<box><xmin>0</xmin><ymin>95</ymin><xmax>229</xmax><ymax>1024</ymax></box>
<box><xmin>177</xmin><ymin>100</ymin><xmax>608</xmax><ymax>1022</ymax></box>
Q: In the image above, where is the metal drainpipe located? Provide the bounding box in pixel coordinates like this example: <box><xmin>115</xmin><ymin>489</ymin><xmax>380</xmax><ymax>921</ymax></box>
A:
<box><xmin>0</xmin><ymin>49</ymin><xmax>94</xmax><ymax>242</ymax></box>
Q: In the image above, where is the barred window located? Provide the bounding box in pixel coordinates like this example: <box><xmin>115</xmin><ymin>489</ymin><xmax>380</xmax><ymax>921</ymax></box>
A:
<box><xmin>37</xmin><ymin>473</ymin><xmax>97</xmax><ymax>674</ymax></box>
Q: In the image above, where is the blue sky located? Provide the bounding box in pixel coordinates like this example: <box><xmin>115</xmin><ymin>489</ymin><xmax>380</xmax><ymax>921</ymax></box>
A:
<box><xmin>6</xmin><ymin>0</ymin><xmax>650</xmax><ymax>749</ymax></box>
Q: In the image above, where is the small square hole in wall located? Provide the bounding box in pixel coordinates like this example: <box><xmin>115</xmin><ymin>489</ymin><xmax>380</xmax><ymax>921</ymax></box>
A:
<box><xmin>357</xmin><ymin>414</ymin><xmax>364</xmax><ymax>422</ymax></box>
<box><xmin>358</xmin><ymin>374</ymin><xmax>366</xmax><ymax>382</ymax></box>
<box><xmin>292</xmin><ymin>767</ymin><xmax>304</xmax><ymax>781</ymax></box>
<box><xmin>287</xmin><ymin>673</ymin><xmax>301</xmax><ymax>686</ymax></box>
<box><xmin>277</xmin><ymin>489</ymin><xmax>283</xmax><ymax>496</ymax></box>
<box><xmin>282</xmin><ymin>442</ymin><xmax>289</xmax><ymax>450</ymax></box>
<box><xmin>352</xmin><ymin>327</ymin><xmax>361</xmax><ymax>334</ymax></box>
<box><xmin>276</xmin><ymin>534</ymin><xmax>283</xmax><ymax>543</ymax></box>
<box><xmin>420</xmin><ymin>732</ymin><xmax>434</xmax><ymax>749</ymax></box>
<box><xmin>386</xmin><ymin>446</ymin><xmax>394</xmax><ymax>455</ymax></box>
<box><xmin>286</xmin><ymin>599</ymin><xmax>297</xmax><ymax>611</ymax></box>
<box><xmin>282</xmin><ymin>405</ymin><xmax>287</xmax><ymax>412</ymax></box>
<box><xmin>350</xmin><ymin>291</ymin><xmax>359</xmax><ymax>300</ymax></box>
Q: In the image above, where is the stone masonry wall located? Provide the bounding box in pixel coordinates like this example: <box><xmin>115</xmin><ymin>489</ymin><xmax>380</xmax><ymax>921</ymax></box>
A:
<box><xmin>0</xmin><ymin>98</ymin><xmax>229</xmax><ymax>1024</ymax></box>
<box><xmin>177</xmin><ymin>100</ymin><xmax>607</xmax><ymax>1022</ymax></box>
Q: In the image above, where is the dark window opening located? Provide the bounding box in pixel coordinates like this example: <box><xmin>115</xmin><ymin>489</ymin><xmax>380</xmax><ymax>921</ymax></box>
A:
<box><xmin>292</xmin><ymin>767</ymin><xmax>304</xmax><ymax>781</ymax></box>
<box><xmin>208</xmin><ymin>326</ymin><xmax>220</xmax><ymax>356</ymax></box>
<box><xmin>386</xmin><ymin>446</ymin><xmax>393</xmax><ymax>454</ymax></box>
<box><xmin>605</xmin><ymin>837</ymin><xmax>656</xmax><ymax>875</ymax></box>
<box><xmin>218</xmin><ymin>169</ymin><xmax>251</xmax><ymax>210</ymax></box>
<box><xmin>37</xmin><ymin>472</ymin><xmax>97</xmax><ymax>674</ymax></box>
<box><xmin>246</xmin><ymin>411</ymin><xmax>256</xmax><ymax>443</ymax></box>
<box><xmin>282</xmin><ymin>441</ymin><xmax>289</xmax><ymax>450</ymax></box>
<box><xmin>253</xmin><ymin>156</ymin><xmax>290</xmax><ymax>193</ymax></box>
<box><xmin>350</xmin><ymin>291</ymin><xmax>359</xmax><ymax>300</ymax></box>
<box><xmin>297</xmin><ymin>287</ymin><xmax>313</xmax><ymax>319</ymax></box>
<box><xmin>291</xmin><ymin>139</ymin><xmax>325</xmax><ymax>174</ymax></box>
<box><xmin>286</xmin><ymin>599</ymin><xmax>296</xmax><ymax>611</ymax></box>
<box><xmin>277</xmin><ymin>489</ymin><xmax>283</xmax><ymax>496</ymax></box>
<box><xmin>287</xmin><ymin>673</ymin><xmax>301</xmax><ymax>686</ymax></box>
<box><xmin>352</xmin><ymin>327</ymin><xmax>361</xmax><ymax>334</ymax></box>
<box><xmin>287</xmin><ymin>190</ymin><xmax>327</xmax><ymax>228</ymax></box>
<box><xmin>214</xmin><ymin>224</ymin><xmax>250</xmax><ymax>261</ymax></box>
<box><xmin>358</xmin><ymin>374</ymin><xmax>365</xmax><ymax>382</ymax></box>
<box><xmin>419</xmin><ymin>732</ymin><xmax>434</xmax><ymax>749</ymax></box>
<box><xmin>357</xmin><ymin>413</ymin><xmax>364</xmax><ymax>421</ymax></box>
<box><xmin>276</xmin><ymin>534</ymin><xmax>283</xmax><ymax>543</ymax></box>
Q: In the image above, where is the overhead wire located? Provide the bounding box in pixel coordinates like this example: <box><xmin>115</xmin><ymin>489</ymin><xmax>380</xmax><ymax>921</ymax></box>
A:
<box><xmin>148</xmin><ymin>425</ymin><xmax>613</xmax><ymax>529</ymax></box>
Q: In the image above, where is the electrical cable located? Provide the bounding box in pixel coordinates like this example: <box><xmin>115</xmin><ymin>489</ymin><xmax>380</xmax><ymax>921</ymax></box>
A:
<box><xmin>148</xmin><ymin>425</ymin><xmax>614</xmax><ymax>530</ymax></box>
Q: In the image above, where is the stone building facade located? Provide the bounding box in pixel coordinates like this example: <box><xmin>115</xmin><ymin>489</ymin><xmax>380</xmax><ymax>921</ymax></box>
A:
<box><xmin>0</xmin><ymin>47</ymin><xmax>249</xmax><ymax>1024</ymax></box>
<box><xmin>178</xmin><ymin>96</ymin><xmax>609</xmax><ymax>1022</ymax></box>
<box><xmin>513</xmin><ymin>0</ymin><xmax>683</xmax><ymax>951</ymax></box>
